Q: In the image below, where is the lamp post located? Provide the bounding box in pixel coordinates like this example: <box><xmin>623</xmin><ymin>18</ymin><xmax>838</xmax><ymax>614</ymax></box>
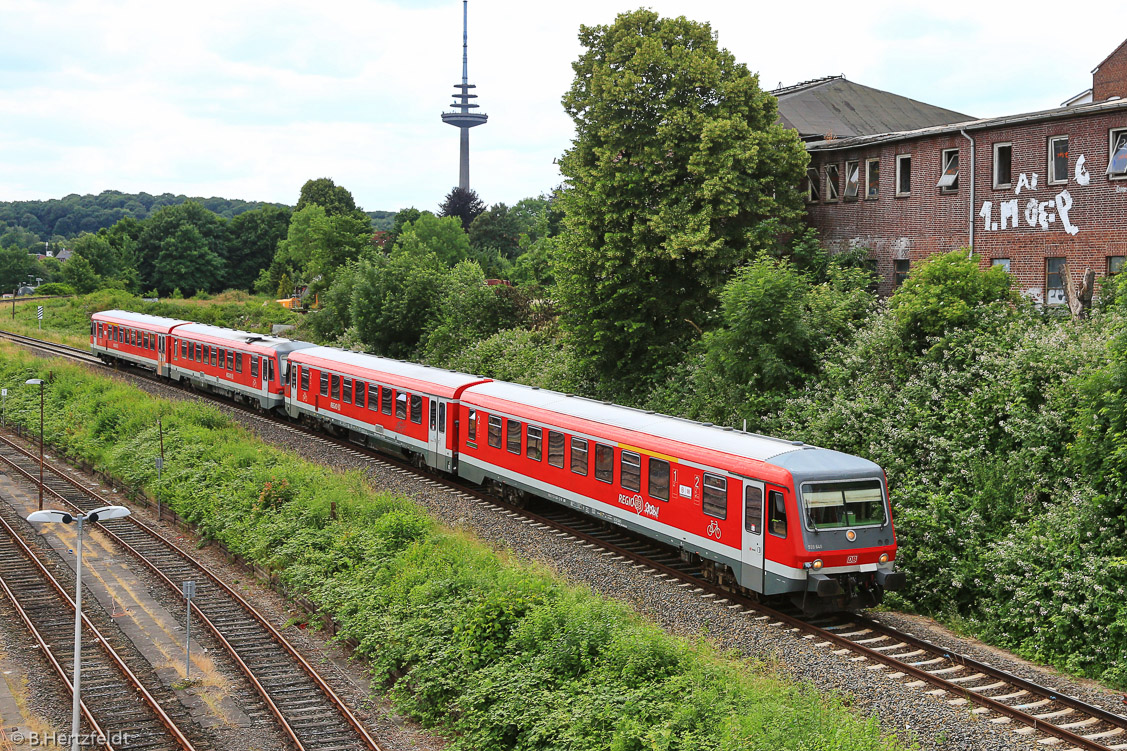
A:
<box><xmin>27</xmin><ymin>505</ymin><xmax>131</xmax><ymax>751</ymax></box>
<box><xmin>25</xmin><ymin>378</ymin><xmax>43</xmax><ymax>510</ymax></box>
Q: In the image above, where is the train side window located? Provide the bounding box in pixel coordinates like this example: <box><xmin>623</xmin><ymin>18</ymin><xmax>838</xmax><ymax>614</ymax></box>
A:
<box><xmin>252</xmin><ymin>355</ymin><xmax>259</xmax><ymax>378</ymax></box>
<box><xmin>226</xmin><ymin>350</ymin><xmax>234</xmax><ymax>371</ymax></box>
<box><xmin>320</xmin><ymin>372</ymin><xmax>328</xmax><ymax>396</ymax></box>
<box><xmin>342</xmin><ymin>378</ymin><xmax>352</xmax><ymax>404</ymax></box>
<box><xmin>330</xmin><ymin>375</ymin><xmax>340</xmax><ymax>400</ymax></box>
<box><xmin>132</xmin><ymin>330</ymin><xmax>137</xmax><ymax>345</ymax></box>
<box><xmin>429</xmin><ymin>400</ymin><xmax>436</xmax><ymax>429</ymax></box>
<box><xmin>487</xmin><ymin>415</ymin><xmax>502</xmax><ymax>448</ymax></box>
<box><xmin>210</xmin><ymin>347</ymin><xmax>217</xmax><ymax>367</ymax></box>
<box><xmin>595</xmin><ymin>444</ymin><xmax>614</xmax><ymax>483</ymax></box>
<box><xmin>745</xmin><ymin>486</ymin><xmax>763</xmax><ymax>535</ymax></box>
<box><xmin>143</xmin><ymin>332</ymin><xmax>149</xmax><ymax>349</ymax></box>
<box><xmin>621</xmin><ymin>451</ymin><xmax>641</xmax><ymax>491</ymax></box>
<box><xmin>396</xmin><ymin>392</ymin><xmax>408</xmax><ymax>419</ymax></box>
<box><xmin>235</xmin><ymin>353</ymin><xmax>243</xmax><ymax>373</ymax></box>
<box><xmin>703</xmin><ymin>474</ymin><xmax>727</xmax><ymax>519</ymax></box>
<box><xmin>217</xmin><ymin>348</ymin><xmax>225</xmax><ymax>367</ymax></box>
<box><xmin>648</xmin><ymin>458</ymin><xmax>670</xmax><ymax>501</ymax></box>
<box><xmin>506</xmin><ymin>419</ymin><xmax>522</xmax><ymax>453</ymax></box>
<box><xmin>571</xmin><ymin>438</ymin><xmax>588</xmax><ymax>475</ymax></box>
<box><xmin>547</xmin><ymin>431</ymin><xmax>564</xmax><ymax>468</ymax></box>
<box><xmin>468</xmin><ymin>409</ymin><xmax>477</xmax><ymax>441</ymax></box>
<box><xmin>438</xmin><ymin>402</ymin><xmax>446</xmax><ymax>432</ymax></box>
<box><xmin>382</xmin><ymin>387</ymin><xmax>393</xmax><ymax>415</ymax></box>
<box><xmin>356</xmin><ymin>381</ymin><xmax>366</xmax><ymax>408</ymax></box>
<box><xmin>768</xmin><ymin>490</ymin><xmax>787</xmax><ymax>538</ymax></box>
<box><xmin>527</xmin><ymin>426</ymin><xmax>542</xmax><ymax>461</ymax></box>
<box><xmin>411</xmin><ymin>395</ymin><xmax>423</xmax><ymax>423</ymax></box>
<box><xmin>180</xmin><ymin>339</ymin><xmax>187</xmax><ymax>359</ymax></box>
<box><xmin>266</xmin><ymin>358</ymin><xmax>274</xmax><ymax>383</ymax></box>
<box><xmin>368</xmin><ymin>383</ymin><xmax>379</xmax><ymax>411</ymax></box>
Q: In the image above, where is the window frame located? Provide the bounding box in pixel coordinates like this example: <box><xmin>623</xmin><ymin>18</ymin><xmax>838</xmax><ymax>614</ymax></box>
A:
<box><xmin>594</xmin><ymin>444</ymin><xmax>614</xmax><ymax>484</ymax></box>
<box><xmin>1108</xmin><ymin>128</ymin><xmax>1127</xmax><ymax>178</ymax></box>
<box><xmin>805</xmin><ymin>167</ymin><xmax>820</xmax><ymax>203</ymax></box>
<box><xmin>620</xmin><ymin>450</ymin><xmax>641</xmax><ymax>492</ymax></box>
<box><xmin>547</xmin><ymin>430</ymin><xmax>565</xmax><ymax>468</ymax></box>
<box><xmin>410</xmin><ymin>395</ymin><xmax>423</xmax><ymax>424</ymax></box>
<box><xmin>342</xmin><ymin>378</ymin><xmax>352</xmax><ymax>405</ymax></box>
<box><xmin>1046</xmin><ymin>257</ymin><xmax>1067</xmax><ymax>306</ymax></box>
<box><xmin>938</xmin><ymin>148</ymin><xmax>959</xmax><ymax>191</ymax></box>
<box><xmin>570</xmin><ymin>437</ymin><xmax>588</xmax><ymax>475</ymax></box>
<box><xmin>381</xmin><ymin>386</ymin><xmax>393</xmax><ymax>415</ymax></box>
<box><xmin>487</xmin><ymin>415</ymin><xmax>502</xmax><ymax>449</ymax></box>
<box><xmin>702</xmin><ymin>473</ymin><xmax>728</xmax><ymax>519</ymax></box>
<box><xmin>468</xmin><ymin>408</ymin><xmax>477</xmax><ymax>441</ymax></box>
<box><xmin>526</xmin><ymin>426</ymin><xmax>542</xmax><ymax>461</ymax></box>
<box><xmin>648</xmin><ymin>457</ymin><xmax>670</xmax><ymax>501</ymax></box>
<box><xmin>396</xmin><ymin>392</ymin><xmax>408</xmax><ymax>419</ymax></box>
<box><xmin>506</xmin><ymin>418</ymin><xmax>522</xmax><ymax>454</ymax></box>
<box><xmin>330</xmin><ymin>374</ymin><xmax>341</xmax><ymax>400</ymax></box>
<box><xmin>895</xmin><ymin>154</ymin><xmax>911</xmax><ymax>197</ymax></box>
<box><xmin>825</xmin><ymin>164</ymin><xmax>840</xmax><ymax>202</ymax></box>
<box><xmin>843</xmin><ymin>160</ymin><xmax>859</xmax><ymax>199</ymax></box>
<box><xmin>992</xmin><ymin>258</ymin><xmax>1012</xmax><ymax>273</ymax></box>
<box><xmin>864</xmin><ymin>158</ymin><xmax>879</xmax><ymax>199</ymax></box>
<box><xmin>367</xmin><ymin>383</ymin><xmax>380</xmax><ymax>411</ymax></box>
<box><xmin>893</xmin><ymin>259</ymin><xmax>910</xmax><ymax>288</ymax></box>
<box><xmin>320</xmin><ymin>371</ymin><xmax>328</xmax><ymax>397</ymax></box>
<box><xmin>993</xmin><ymin>142</ymin><xmax>1013</xmax><ymax>189</ymax></box>
<box><xmin>744</xmin><ymin>486</ymin><xmax>763</xmax><ymax>535</ymax></box>
<box><xmin>234</xmin><ymin>351</ymin><xmax>242</xmax><ymax>374</ymax></box>
<box><xmin>226</xmin><ymin>350</ymin><xmax>234</xmax><ymax>371</ymax></box>
<box><xmin>1048</xmin><ymin>135</ymin><xmax>1069</xmax><ymax>185</ymax></box>
<box><xmin>1108</xmin><ymin>256</ymin><xmax>1125</xmax><ymax>276</ymax></box>
<box><xmin>768</xmin><ymin>490</ymin><xmax>788</xmax><ymax>538</ymax></box>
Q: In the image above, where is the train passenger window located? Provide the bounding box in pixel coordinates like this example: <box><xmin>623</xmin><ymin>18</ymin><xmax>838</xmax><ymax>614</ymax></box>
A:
<box><xmin>252</xmin><ymin>356</ymin><xmax>260</xmax><ymax>379</ymax></box>
<box><xmin>180</xmin><ymin>339</ymin><xmax>187</xmax><ymax>359</ymax></box>
<box><xmin>648</xmin><ymin>458</ymin><xmax>670</xmax><ymax>501</ymax></box>
<box><xmin>396</xmin><ymin>392</ymin><xmax>407</xmax><ymax>419</ymax></box>
<box><xmin>234</xmin><ymin>353</ymin><xmax>242</xmax><ymax>373</ymax></box>
<box><xmin>217</xmin><ymin>348</ymin><xmax>225</xmax><ymax>368</ymax></box>
<box><xmin>595</xmin><ymin>444</ymin><xmax>613</xmax><ymax>483</ymax></box>
<box><xmin>547</xmin><ymin>431</ymin><xmax>564</xmax><ymax>468</ymax></box>
<box><xmin>320</xmin><ymin>371</ymin><xmax>328</xmax><ymax>396</ymax></box>
<box><xmin>289</xmin><ymin>365</ymin><xmax>295</xmax><ymax>389</ymax></box>
<box><xmin>356</xmin><ymin>382</ymin><xmax>366</xmax><ymax>408</ymax></box>
<box><xmin>342</xmin><ymin>378</ymin><xmax>352</xmax><ymax>404</ymax></box>
<box><xmin>768</xmin><ymin>490</ymin><xmax>787</xmax><ymax>538</ymax></box>
<box><xmin>226</xmin><ymin>350</ymin><xmax>234</xmax><ymax>371</ymax></box>
<box><xmin>702</xmin><ymin>474</ymin><xmax>727</xmax><ymax>520</ymax></box>
<box><xmin>266</xmin><ymin>358</ymin><xmax>274</xmax><ymax>383</ymax></box>
<box><xmin>527</xmin><ymin>426</ymin><xmax>542</xmax><ymax>461</ymax></box>
<box><xmin>488</xmin><ymin>415</ymin><xmax>502</xmax><ymax>448</ymax></box>
<box><xmin>411</xmin><ymin>395</ymin><xmax>423</xmax><ymax>423</ymax></box>
<box><xmin>330</xmin><ymin>375</ymin><xmax>340</xmax><ymax>400</ymax></box>
<box><xmin>571</xmin><ymin>438</ymin><xmax>588</xmax><ymax>475</ymax></box>
<box><xmin>210</xmin><ymin>347</ymin><xmax>217</xmax><ymax>367</ymax></box>
<box><xmin>506</xmin><ymin>419</ymin><xmax>522</xmax><ymax>453</ymax></box>
<box><xmin>744</xmin><ymin>487</ymin><xmax>763</xmax><ymax>535</ymax></box>
<box><xmin>143</xmin><ymin>332</ymin><xmax>149</xmax><ymax>349</ymax></box>
<box><xmin>382</xmin><ymin>387</ymin><xmax>393</xmax><ymax>415</ymax></box>
<box><xmin>429</xmin><ymin>401</ymin><xmax>436</xmax><ymax>430</ymax></box>
<box><xmin>468</xmin><ymin>409</ymin><xmax>477</xmax><ymax>441</ymax></box>
<box><xmin>620</xmin><ymin>451</ymin><xmax>641</xmax><ymax>491</ymax></box>
<box><xmin>368</xmin><ymin>383</ymin><xmax>379</xmax><ymax>410</ymax></box>
<box><xmin>438</xmin><ymin>403</ymin><xmax>446</xmax><ymax>433</ymax></box>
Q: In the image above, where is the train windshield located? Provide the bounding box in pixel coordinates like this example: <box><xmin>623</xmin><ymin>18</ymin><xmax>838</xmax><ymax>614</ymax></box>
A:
<box><xmin>801</xmin><ymin>480</ymin><xmax>885</xmax><ymax>529</ymax></box>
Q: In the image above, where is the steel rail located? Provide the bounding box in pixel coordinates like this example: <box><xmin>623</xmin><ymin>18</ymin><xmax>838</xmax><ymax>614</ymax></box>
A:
<box><xmin>0</xmin><ymin>432</ymin><xmax>383</xmax><ymax>751</ymax></box>
<box><xmin>0</xmin><ymin>512</ymin><xmax>197</xmax><ymax>751</ymax></box>
<box><xmin>0</xmin><ymin>329</ymin><xmax>100</xmax><ymax>364</ymax></box>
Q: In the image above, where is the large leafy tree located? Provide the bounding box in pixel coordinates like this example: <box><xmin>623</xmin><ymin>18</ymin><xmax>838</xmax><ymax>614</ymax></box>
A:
<box><xmin>438</xmin><ymin>187</ymin><xmax>485</xmax><ymax>231</ymax></box>
<box><xmin>258</xmin><ymin>204</ymin><xmax>370</xmax><ymax>295</ymax></box>
<box><xmin>152</xmin><ymin>223</ymin><xmax>224</xmax><ymax>296</ymax></box>
<box><xmin>136</xmin><ymin>203</ymin><xmax>228</xmax><ymax>291</ymax></box>
<box><xmin>395</xmin><ymin>213</ymin><xmax>471</xmax><ymax>267</ymax></box>
<box><xmin>555</xmin><ymin>10</ymin><xmax>809</xmax><ymax>389</ymax></box>
<box><xmin>224</xmin><ymin>205</ymin><xmax>291</xmax><ymax>291</ymax></box>
<box><xmin>295</xmin><ymin>178</ymin><xmax>360</xmax><ymax>217</ymax></box>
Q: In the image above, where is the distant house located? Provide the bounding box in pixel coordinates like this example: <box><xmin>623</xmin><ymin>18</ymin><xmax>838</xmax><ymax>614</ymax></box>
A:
<box><xmin>55</xmin><ymin>249</ymin><xmax>73</xmax><ymax>262</ymax></box>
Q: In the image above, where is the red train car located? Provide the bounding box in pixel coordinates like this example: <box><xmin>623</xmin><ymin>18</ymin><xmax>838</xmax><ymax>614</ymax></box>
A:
<box><xmin>457</xmin><ymin>380</ymin><xmax>902</xmax><ymax>612</ymax></box>
<box><xmin>285</xmin><ymin>347</ymin><xmax>489</xmax><ymax>471</ymax></box>
<box><xmin>90</xmin><ymin>310</ymin><xmax>190</xmax><ymax>376</ymax></box>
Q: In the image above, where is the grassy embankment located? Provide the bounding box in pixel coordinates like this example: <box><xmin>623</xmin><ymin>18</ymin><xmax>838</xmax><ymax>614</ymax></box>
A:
<box><xmin>0</xmin><ymin>347</ymin><xmax>912</xmax><ymax>750</ymax></box>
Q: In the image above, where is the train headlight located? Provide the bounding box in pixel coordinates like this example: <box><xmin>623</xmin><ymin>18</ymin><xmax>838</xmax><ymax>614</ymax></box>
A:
<box><xmin>879</xmin><ymin>553</ymin><xmax>890</xmax><ymax>564</ymax></box>
<box><xmin>811</xmin><ymin>558</ymin><xmax>823</xmax><ymax>571</ymax></box>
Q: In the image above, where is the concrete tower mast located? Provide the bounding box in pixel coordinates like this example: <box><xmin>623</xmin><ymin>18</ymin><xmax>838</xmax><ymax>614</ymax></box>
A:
<box><xmin>441</xmin><ymin>0</ymin><xmax>487</xmax><ymax>190</ymax></box>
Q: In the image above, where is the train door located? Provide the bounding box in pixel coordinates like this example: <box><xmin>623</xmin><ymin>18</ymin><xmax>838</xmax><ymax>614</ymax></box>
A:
<box><xmin>157</xmin><ymin>335</ymin><xmax>166</xmax><ymax>375</ymax></box>
<box><xmin>741</xmin><ymin>480</ymin><xmax>765</xmax><ymax>594</ymax></box>
<box><xmin>427</xmin><ymin>398</ymin><xmax>444</xmax><ymax>468</ymax></box>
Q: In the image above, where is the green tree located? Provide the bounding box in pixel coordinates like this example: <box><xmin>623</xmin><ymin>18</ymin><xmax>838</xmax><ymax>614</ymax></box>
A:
<box><xmin>225</xmin><ymin>205</ymin><xmax>291</xmax><ymax>291</ymax></box>
<box><xmin>136</xmin><ymin>203</ymin><xmax>228</xmax><ymax>290</ymax></box>
<box><xmin>61</xmin><ymin>253</ymin><xmax>103</xmax><ymax>294</ymax></box>
<box><xmin>888</xmin><ymin>249</ymin><xmax>1017</xmax><ymax>349</ymax></box>
<box><xmin>259</xmin><ymin>205</ymin><xmax>370</xmax><ymax>295</ymax></box>
<box><xmin>394</xmin><ymin>213</ymin><xmax>471</xmax><ymax>267</ymax></box>
<box><xmin>422</xmin><ymin>260</ymin><xmax>521</xmax><ymax>364</ymax></box>
<box><xmin>295</xmin><ymin>178</ymin><xmax>361</xmax><ymax>217</ymax></box>
<box><xmin>152</xmin><ymin>223</ymin><xmax>224</xmax><ymax>296</ymax></box>
<box><xmin>438</xmin><ymin>187</ymin><xmax>485</xmax><ymax>231</ymax></box>
<box><xmin>0</xmin><ymin>246</ymin><xmax>35</xmax><ymax>292</ymax></box>
<box><xmin>350</xmin><ymin>248</ymin><xmax>447</xmax><ymax>357</ymax></box>
<box><xmin>555</xmin><ymin>9</ymin><xmax>809</xmax><ymax>389</ymax></box>
<box><xmin>468</xmin><ymin>203</ymin><xmax>523</xmax><ymax>259</ymax></box>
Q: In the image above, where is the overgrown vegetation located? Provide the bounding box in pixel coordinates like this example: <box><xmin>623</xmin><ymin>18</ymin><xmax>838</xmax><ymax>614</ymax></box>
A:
<box><xmin>0</xmin><ymin>349</ymin><xmax>909</xmax><ymax>750</ymax></box>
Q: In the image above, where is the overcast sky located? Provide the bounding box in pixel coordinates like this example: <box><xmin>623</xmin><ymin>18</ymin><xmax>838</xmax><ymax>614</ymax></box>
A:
<box><xmin>0</xmin><ymin>0</ymin><xmax>1122</xmax><ymax>214</ymax></box>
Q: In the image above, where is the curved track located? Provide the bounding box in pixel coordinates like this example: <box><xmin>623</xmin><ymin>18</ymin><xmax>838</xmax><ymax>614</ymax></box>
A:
<box><xmin>6</xmin><ymin>328</ymin><xmax>1127</xmax><ymax>750</ymax></box>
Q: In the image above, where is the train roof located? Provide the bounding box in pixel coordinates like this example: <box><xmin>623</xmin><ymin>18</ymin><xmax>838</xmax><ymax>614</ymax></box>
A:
<box><xmin>174</xmin><ymin>324</ymin><xmax>315</xmax><ymax>355</ymax></box>
<box><xmin>461</xmin><ymin>380</ymin><xmax>879</xmax><ymax>478</ymax></box>
<box><xmin>92</xmin><ymin>309</ymin><xmax>191</xmax><ymax>333</ymax></box>
<box><xmin>290</xmin><ymin>346</ymin><xmax>490</xmax><ymax>399</ymax></box>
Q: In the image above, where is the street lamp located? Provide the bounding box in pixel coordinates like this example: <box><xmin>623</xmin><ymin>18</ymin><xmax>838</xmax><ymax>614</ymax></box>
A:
<box><xmin>25</xmin><ymin>378</ymin><xmax>43</xmax><ymax>510</ymax></box>
<box><xmin>27</xmin><ymin>505</ymin><xmax>131</xmax><ymax>751</ymax></box>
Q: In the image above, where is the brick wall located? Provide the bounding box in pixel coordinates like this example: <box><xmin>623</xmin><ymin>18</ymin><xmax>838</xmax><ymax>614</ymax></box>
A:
<box><xmin>805</xmin><ymin>106</ymin><xmax>1127</xmax><ymax>299</ymax></box>
<box><xmin>1094</xmin><ymin>41</ymin><xmax>1127</xmax><ymax>102</ymax></box>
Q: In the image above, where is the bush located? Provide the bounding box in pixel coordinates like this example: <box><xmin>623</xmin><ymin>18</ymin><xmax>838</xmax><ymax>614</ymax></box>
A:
<box><xmin>34</xmin><ymin>282</ymin><xmax>75</xmax><ymax>296</ymax></box>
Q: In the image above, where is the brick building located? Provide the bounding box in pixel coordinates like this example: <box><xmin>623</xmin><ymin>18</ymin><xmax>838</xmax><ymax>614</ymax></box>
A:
<box><xmin>797</xmin><ymin>42</ymin><xmax>1127</xmax><ymax>301</ymax></box>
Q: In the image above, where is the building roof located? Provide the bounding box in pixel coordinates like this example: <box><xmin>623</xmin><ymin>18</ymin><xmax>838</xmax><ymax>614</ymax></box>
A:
<box><xmin>772</xmin><ymin>76</ymin><xmax>972</xmax><ymax>141</ymax></box>
<box><xmin>805</xmin><ymin>96</ymin><xmax>1127</xmax><ymax>153</ymax></box>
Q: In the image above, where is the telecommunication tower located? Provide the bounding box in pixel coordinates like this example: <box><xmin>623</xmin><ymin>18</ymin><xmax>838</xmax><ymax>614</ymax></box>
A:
<box><xmin>440</xmin><ymin>0</ymin><xmax>488</xmax><ymax>190</ymax></box>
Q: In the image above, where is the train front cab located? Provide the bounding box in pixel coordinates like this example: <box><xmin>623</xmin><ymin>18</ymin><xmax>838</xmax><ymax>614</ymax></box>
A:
<box><xmin>738</xmin><ymin>462</ymin><xmax>905</xmax><ymax>614</ymax></box>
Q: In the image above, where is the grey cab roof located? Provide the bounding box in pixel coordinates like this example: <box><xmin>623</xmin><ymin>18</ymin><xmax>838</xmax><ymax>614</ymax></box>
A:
<box><xmin>463</xmin><ymin>380</ymin><xmax>876</xmax><ymax>471</ymax></box>
<box><xmin>175</xmin><ymin>323</ymin><xmax>314</xmax><ymax>353</ymax></box>
<box><xmin>95</xmin><ymin>309</ymin><xmax>192</xmax><ymax>328</ymax></box>
<box><xmin>294</xmin><ymin>346</ymin><xmax>488</xmax><ymax>390</ymax></box>
<box><xmin>772</xmin><ymin>76</ymin><xmax>972</xmax><ymax>141</ymax></box>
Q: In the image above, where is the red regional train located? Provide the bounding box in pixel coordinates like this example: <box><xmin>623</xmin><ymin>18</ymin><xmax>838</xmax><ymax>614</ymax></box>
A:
<box><xmin>91</xmin><ymin>309</ymin><xmax>905</xmax><ymax>612</ymax></box>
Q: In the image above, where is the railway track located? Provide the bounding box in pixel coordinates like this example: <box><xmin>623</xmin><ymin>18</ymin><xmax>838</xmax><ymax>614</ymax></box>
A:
<box><xmin>0</xmin><ymin>508</ymin><xmax>202</xmax><ymax>751</ymax></box>
<box><xmin>7</xmin><ymin>328</ymin><xmax>1127</xmax><ymax>749</ymax></box>
<box><xmin>0</xmin><ymin>433</ymin><xmax>383</xmax><ymax>751</ymax></box>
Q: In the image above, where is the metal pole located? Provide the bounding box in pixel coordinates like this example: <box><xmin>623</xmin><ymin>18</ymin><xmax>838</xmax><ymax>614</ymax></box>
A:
<box><xmin>184</xmin><ymin>596</ymin><xmax>191</xmax><ymax>679</ymax></box>
<box><xmin>157</xmin><ymin>418</ymin><xmax>164</xmax><ymax>521</ymax></box>
<box><xmin>70</xmin><ymin>517</ymin><xmax>83</xmax><ymax>751</ymax></box>
<box><xmin>38</xmin><ymin>383</ymin><xmax>43</xmax><ymax>511</ymax></box>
